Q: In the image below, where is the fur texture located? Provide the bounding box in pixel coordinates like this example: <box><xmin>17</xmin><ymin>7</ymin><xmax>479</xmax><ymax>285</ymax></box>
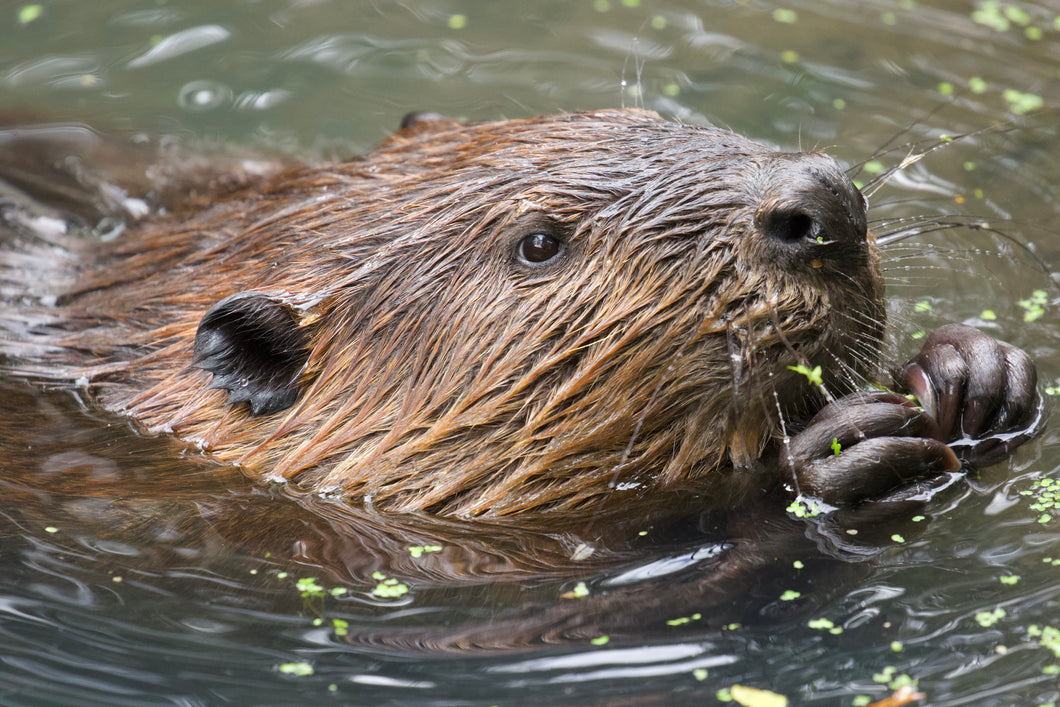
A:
<box><xmin>0</xmin><ymin>109</ymin><xmax>884</xmax><ymax>516</ymax></box>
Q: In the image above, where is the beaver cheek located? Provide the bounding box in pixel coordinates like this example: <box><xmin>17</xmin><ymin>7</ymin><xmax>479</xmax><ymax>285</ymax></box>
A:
<box><xmin>193</xmin><ymin>292</ymin><xmax>312</xmax><ymax>417</ymax></box>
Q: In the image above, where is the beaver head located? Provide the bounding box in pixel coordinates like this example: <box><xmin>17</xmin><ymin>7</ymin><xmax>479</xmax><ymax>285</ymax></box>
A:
<box><xmin>5</xmin><ymin>109</ymin><xmax>884</xmax><ymax>516</ymax></box>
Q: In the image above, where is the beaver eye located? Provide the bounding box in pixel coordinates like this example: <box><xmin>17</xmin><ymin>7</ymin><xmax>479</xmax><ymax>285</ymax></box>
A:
<box><xmin>517</xmin><ymin>232</ymin><xmax>563</xmax><ymax>265</ymax></box>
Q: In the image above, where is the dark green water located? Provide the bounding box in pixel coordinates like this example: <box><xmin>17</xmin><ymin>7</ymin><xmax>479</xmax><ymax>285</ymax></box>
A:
<box><xmin>1</xmin><ymin>1</ymin><xmax>1058</xmax><ymax>705</ymax></box>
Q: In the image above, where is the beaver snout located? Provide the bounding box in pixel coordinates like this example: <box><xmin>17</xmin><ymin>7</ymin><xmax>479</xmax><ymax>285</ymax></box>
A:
<box><xmin>752</xmin><ymin>153</ymin><xmax>869</xmax><ymax>269</ymax></box>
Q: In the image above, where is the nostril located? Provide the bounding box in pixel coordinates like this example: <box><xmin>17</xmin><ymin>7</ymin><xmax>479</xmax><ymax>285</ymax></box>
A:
<box><xmin>758</xmin><ymin>208</ymin><xmax>821</xmax><ymax>245</ymax></box>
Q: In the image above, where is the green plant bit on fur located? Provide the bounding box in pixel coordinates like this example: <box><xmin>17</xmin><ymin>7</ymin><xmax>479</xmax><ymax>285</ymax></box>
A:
<box><xmin>788</xmin><ymin>364</ymin><xmax>822</xmax><ymax>386</ymax></box>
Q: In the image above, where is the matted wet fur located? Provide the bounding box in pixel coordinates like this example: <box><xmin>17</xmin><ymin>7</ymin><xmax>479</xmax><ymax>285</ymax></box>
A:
<box><xmin>0</xmin><ymin>109</ymin><xmax>886</xmax><ymax>516</ymax></box>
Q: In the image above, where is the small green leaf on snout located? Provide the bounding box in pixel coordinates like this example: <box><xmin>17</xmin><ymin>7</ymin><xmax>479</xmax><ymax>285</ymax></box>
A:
<box><xmin>788</xmin><ymin>364</ymin><xmax>823</xmax><ymax>386</ymax></box>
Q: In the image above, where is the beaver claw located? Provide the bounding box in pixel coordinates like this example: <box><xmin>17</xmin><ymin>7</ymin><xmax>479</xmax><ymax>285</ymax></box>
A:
<box><xmin>898</xmin><ymin>323</ymin><xmax>1042</xmax><ymax>467</ymax></box>
<box><xmin>782</xmin><ymin>391</ymin><xmax>960</xmax><ymax>506</ymax></box>
<box><xmin>785</xmin><ymin>324</ymin><xmax>1042</xmax><ymax>507</ymax></box>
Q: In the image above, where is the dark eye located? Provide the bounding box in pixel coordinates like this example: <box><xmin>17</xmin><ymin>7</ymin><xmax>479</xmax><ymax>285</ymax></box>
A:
<box><xmin>517</xmin><ymin>232</ymin><xmax>563</xmax><ymax>265</ymax></box>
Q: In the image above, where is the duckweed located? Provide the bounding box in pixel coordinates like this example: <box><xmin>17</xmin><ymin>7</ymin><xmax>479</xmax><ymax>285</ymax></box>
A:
<box><xmin>296</xmin><ymin>577</ymin><xmax>326</xmax><ymax>599</ymax></box>
<box><xmin>1004</xmin><ymin>90</ymin><xmax>1045</xmax><ymax>115</ymax></box>
<box><xmin>976</xmin><ymin>607</ymin><xmax>1006</xmax><ymax>627</ymax></box>
<box><xmin>787</xmin><ymin>499</ymin><xmax>823</xmax><ymax>518</ymax></box>
<box><xmin>18</xmin><ymin>4</ymin><xmax>41</xmax><ymax>24</ymax></box>
<box><xmin>371</xmin><ymin>572</ymin><xmax>410</xmax><ymax>599</ymax></box>
<box><xmin>565</xmin><ymin>581</ymin><xmax>590</xmax><ymax>598</ymax></box>
<box><xmin>730</xmin><ymin>684</ymin><xmax>789</xmax><ymax>707</ymax></box>
<box><xmin>1027</xmin><ymin>624</ymin><xmax>1060</xmax><ymax>658</ymax></box>
<box><xmin>808</xmin><ymin>617</ymin><xmax>843</xmax><ymax>635</ymax></box>
<box><xmin>872</xmin><ymin>665</ymin><xmax>918</xmax><ymax>690</ymax></box>
<box><xmin>407</xmin><ymin>545</ymin><xmax>442</xmax><ymax>558</ymax></box>
<box><xmin>1019</xmin><ymin>478</ymin><xmax>1058</xmax><ymax>516</ymax></box>
<box><xmin>277</xmin><ymin>662</ymin><xmax>314</xmax><ymax>677</ymax></box>
<box><xmin>666</xmin><ymin>613</ymin><xmax>702</xmax><ymax>626</ymax></box>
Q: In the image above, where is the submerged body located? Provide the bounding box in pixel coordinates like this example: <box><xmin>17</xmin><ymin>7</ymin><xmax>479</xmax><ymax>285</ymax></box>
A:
<box><xmin>0</xmin><ymin>109</ymin><xmax>1038</xmax><ymax>517</ymax></box>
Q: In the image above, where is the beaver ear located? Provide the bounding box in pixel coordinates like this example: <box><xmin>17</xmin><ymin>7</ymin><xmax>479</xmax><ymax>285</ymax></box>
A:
<box><xmin>397</xmin><ymin>111</ymin><xmax>463</xmax><ymax>134</ymax></box>
<box><xmin>193</xmin><ymin>292</ymin><xmax>311</xmax><ymax>417</ymax></box>
<box><xmin>378</xmin><ymin>112</ymin><xmax>462</xmax><ymax>150</ymax></box>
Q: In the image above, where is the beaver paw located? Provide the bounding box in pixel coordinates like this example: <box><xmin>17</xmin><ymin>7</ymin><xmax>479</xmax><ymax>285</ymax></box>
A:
<box><xmin>898</xmin><ymin>323</ymin><xmax>1042</xmax><ymax>467</ymax></box>
<box><xmin>785</xmin><ymin>325</ymin><xmax>1043</xmax><ymax>507</ymax></box>
<box><xmin>781</xmin><ymin>391</ymin><xmax>960</xmax><ymax>507</ymax></box>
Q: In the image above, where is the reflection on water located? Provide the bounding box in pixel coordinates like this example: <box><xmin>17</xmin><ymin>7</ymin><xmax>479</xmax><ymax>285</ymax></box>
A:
<box><xmin>1</xmin><ymin>1</ymin><xmax>1058</xmax><ymax>705</ymax></box>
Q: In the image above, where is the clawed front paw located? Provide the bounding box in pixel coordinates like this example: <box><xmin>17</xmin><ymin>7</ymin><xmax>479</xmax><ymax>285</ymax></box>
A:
<box><xmin>899</xmin><ymin>324</ymin><xmax>1042</xmax><ymax>467</ymax></box>
<box><xmin>784</xmin><ymin>324</ymin><xmax>1043</xmax><ymax>508</ymax></box>
<box><xmin>782</xmin><ymin>391</ymin><xmax>960</xmax><ymax>506</ymax></box>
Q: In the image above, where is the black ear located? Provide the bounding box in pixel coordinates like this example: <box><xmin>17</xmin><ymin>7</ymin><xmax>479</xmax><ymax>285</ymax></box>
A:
<box><xmin>399</xmin><ymin>111</ymin><xmax>451</xmax><ymax>130</ymax></box>
<box><xmin>193</xmin><ymin>292</ymin><xmax>311</xmax><ymax>416</ymax></box>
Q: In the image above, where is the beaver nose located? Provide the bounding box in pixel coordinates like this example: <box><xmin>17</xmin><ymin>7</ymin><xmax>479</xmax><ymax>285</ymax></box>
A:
<box><xmin>753</xmin><ymin>153</ymin><xmax>868</xmax><ymax>267</ymax></box>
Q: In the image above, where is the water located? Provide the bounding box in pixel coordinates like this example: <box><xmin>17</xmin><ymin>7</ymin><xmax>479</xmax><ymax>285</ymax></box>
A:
<box><xmin>1</xmin><ymin>1</ymin><xmax>1058</xmax><ymax>705</ymax></box>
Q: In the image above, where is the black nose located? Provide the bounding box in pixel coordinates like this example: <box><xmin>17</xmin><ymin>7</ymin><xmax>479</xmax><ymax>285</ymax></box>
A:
<box><xmin>753</xmin><ymin>153</ymin><xmax>868</xmax><ymax>268</ymax></box>
<box><xmin>757</xmin><ymin>207</ymin><xmax>821</xmax><ymax>246</ymax></box>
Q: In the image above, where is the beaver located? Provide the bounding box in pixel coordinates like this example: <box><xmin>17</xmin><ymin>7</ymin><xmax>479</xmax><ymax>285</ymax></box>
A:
<box><xmin>0</xmin><ymin>108</ymin><xmax>1043</xmax><ymax>518</ymax></box>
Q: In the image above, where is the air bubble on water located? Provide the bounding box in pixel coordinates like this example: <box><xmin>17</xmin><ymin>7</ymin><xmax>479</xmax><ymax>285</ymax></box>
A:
<box><xmin>178</xmin><ymin>80</ymin><xmax>232</xmax><ymax>112</ymax></box>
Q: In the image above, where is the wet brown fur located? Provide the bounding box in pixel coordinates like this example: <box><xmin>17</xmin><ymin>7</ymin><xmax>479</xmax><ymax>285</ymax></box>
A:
<box><xmin>0</xmin><ymin>109</ymin><xmax>885</xmax><ymax>517</ymax></box>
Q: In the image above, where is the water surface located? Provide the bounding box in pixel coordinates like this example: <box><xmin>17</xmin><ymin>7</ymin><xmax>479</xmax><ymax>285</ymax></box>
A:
<box><xmin>1</xmin><ymin>1</ymin><xmax>1058</xmax><ymax>705</ymax></box>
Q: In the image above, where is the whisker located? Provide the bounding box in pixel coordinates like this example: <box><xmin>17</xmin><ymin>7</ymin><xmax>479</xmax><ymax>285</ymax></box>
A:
<box><xmin>875</xmin><ymin>220</ymin><xmax>971</xmax><ymax>246</ymax></box>
<box><xmin>766</xmin><ymin>300</ymin><xmax>835</xmax><ymax>404</ymax></box>
<box><xmin>867</xmin><ymin>196</ymin><xmax>962</xmax><ymax>212</ymax></box>
<box><xmin>768</xmin><ymin>364</ymin><xmax>797</xmax><ymax>495</ymax></box>
<box><xmin>825</xmin><ymin>353</ymin><xmax>867</xmax><ymax>392</ymax></box>
<box><xmin>876</xmin><ymin>220</ymin><xmax>1056</xmax><ymax>295</ymax></box>
<box><xmin>855</xmin><ymin>122</ymin><xmax>1021</xmax><ymax>198</ymax></box>
<box><xmin>871</xmin><ymin>213</ymin><xmax>974</xmax><ymax>231</ymax></box>
<box><xmin>848</xmin><ymin>99</ymin><xmax>954</xmax><ymax>182</ymax></box>
<box><xmin>726</xmin><ymin>321</ymin><xmax>744</xmax><ymax>442</ymax></box>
